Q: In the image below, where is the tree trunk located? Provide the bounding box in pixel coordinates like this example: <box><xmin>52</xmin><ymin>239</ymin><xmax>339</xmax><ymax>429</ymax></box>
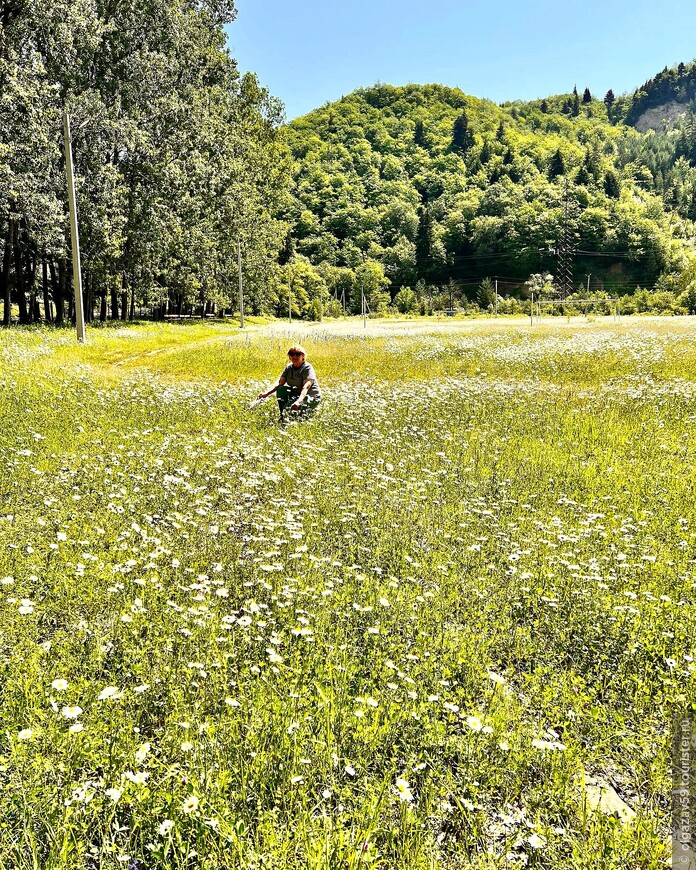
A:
<box><xmin>120</xmin><ymin>291</ymin><xmax>127</xmax><ymax>321</ymax></box>
<box><xmin>42</xmin><ymin>257</ymin><xmax>52</xmax><ymax>323</ymax></box>
<box><xmin>1</xmin><ymin>220</ymin><xmax>13</xmax><ymax>326</ymax></box>
<box><xmin>68</xmin><ymin>263</ymin><xmax>74</xmax><ymax>324</ymax></box>
<box><xmin>48</xmin><ymin>259</ymin><xmax>65</xmax><ymax>326</ymax></box>
<box><xmin>13</xmin><ymin>229</ymin><xmax>28</xmax><ymax>324</ymax></box>
<box><xmin>99</xmin><ymin>292</ymin><xmax>107</xmax><ymax>321</ymax></box>
<box><xmin>27</xmin><ymin>254</ymin><xmax>38</xmax><ymax>322</ymax></box>
<box><xmin>129</xmin><ymin>282</ymin><xmax>135</xmax><ymax>320</ymax></box>
<box><xmin>85</xmin><ymin>270</ymin><xmax>93</xmax><ymax>323</ymax></box>
<box><xmin>110</xmin><ymin>286</ymin><xmax>119</xmax><ymax>320</ymax></box>
<box><xmin>54</xmin><ymin>259</ymin><xmax>65</xmax><ymax>325</ymax></box>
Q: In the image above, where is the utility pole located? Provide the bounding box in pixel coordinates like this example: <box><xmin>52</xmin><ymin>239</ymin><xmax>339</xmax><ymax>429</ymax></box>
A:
<box><xmin>586</xmin><ymin>273</ymin><xmax>591</xmax><ymax>294</ymax></box>
<box><xmin>237</xmin><ymin>236</ymin><xmax>244</xmax><ymax>329</ymax></box>
<box><xmin>63</xmin><ymin>110</ymin><xmax>85</xmax><ymax>343</ymax></box>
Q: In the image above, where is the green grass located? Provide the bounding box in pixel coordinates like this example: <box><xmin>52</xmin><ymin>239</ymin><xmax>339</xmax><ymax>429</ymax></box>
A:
<box><xmin>1</xmin><ymin>318</ymin><xmax>694</xmax><ymax>868</ymax></box>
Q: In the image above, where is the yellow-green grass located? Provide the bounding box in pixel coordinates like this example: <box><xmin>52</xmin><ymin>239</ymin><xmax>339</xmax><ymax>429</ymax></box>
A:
<box><xmin>0</xmin><ymin>318</ymin><xmax>694</xmax><ymax>868</ymax></box>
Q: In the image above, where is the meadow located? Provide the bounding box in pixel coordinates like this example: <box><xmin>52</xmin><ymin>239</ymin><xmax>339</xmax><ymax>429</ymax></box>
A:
<box><xmin>1</xmin><ymin>316</ymin><xmax>695</xmax><ymax>869</ymax></box>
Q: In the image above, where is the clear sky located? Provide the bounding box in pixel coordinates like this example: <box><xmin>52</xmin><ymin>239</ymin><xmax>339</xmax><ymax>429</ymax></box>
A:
<box><xmin>225</xmin><ymin>0</ymin><xmax>696</xmax><ymax>121</ymax></box>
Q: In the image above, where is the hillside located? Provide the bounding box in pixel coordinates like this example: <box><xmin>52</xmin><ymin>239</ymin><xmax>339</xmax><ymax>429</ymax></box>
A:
<box><xmin>280</xmin><ymin>78</ymin><xmax>696</xmax><ymax>311</ymax></box>
<box><xmin>621</xmin><ymin>59</ymin><xmax>696</xmax><ymax>129</ymax></box>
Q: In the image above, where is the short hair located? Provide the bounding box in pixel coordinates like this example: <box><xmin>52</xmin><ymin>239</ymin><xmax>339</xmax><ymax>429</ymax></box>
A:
<box><xmin>287</xmin><ymin>345</ymin><xmax>306</xmax><ymax>356</ymax></box>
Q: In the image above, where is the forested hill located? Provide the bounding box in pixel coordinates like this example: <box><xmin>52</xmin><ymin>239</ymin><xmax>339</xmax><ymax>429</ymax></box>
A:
<box><xmin>620</xmin><ymin>60</ymin><xmax>696</xmax><ymax>129</ymax></box>
<box><xmin>281</xmin><ymin>78</ymin><xmax>696</xmax><ymax>308</ymax></box>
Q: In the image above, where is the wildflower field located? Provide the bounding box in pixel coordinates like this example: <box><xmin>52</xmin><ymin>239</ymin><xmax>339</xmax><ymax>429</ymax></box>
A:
<box><xmin>1</xmin><ymin>317</ymin><xmax>695</xmax><ymax>869</ymax></box>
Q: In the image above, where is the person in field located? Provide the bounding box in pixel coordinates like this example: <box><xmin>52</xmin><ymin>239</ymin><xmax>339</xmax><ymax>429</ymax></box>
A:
<box><xmin>257</xmin><ymin>345</ymin><xmax>321</xmax><ymax>423</ymax></box>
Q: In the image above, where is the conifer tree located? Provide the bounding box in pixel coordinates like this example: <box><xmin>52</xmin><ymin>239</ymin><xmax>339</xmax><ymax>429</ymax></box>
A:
<box><xmin>582</xmin><ymin>87</ymin><xmax>592</xmax><ymax>103</ymax></box>
<box><xmin>604</xmin><ymin>170</ymin><xmax>621</xmax><ymax>198</ymax></box>
<box><xmin>451</xmin><ymin>110</ymin><xmax>474</xmax><ymax>153</ymax></box>
<box><xmin>540</xmin><ymin>99</ymin><xmax>548</xmax><ymax>114</ymax></box>
<box><xmin>548</xmin><ymin>149</ymin><xmax>565</xmax><ymax>179</ymax></box>
<box><xmin>576</xmin><ymin>165</ymin><xmax>591</xmax><ymax>186</ymax></box>
<box><xmin>414</xmin><ymin>119</ymin><xmax>426</xmax><ymax>147</ymax></box>
<box><xmin>278</xmin><ymin>231</ymin><xmax>296</xmax><ymax>265</ymax></box>
<box><xmin>604</xmin><ymin>89</ymin><xmax>616</xmax><ymax>121</ymax></box>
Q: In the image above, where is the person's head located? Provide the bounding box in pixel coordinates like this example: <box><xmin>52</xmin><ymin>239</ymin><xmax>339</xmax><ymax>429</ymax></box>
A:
<box><xmin>287</xmin><ymin>345</ymin><xmax>306</xmax><ymax>366</ymax></box>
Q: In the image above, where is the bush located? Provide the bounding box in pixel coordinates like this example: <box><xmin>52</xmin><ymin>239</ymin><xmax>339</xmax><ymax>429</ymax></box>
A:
<box><xmin>679</xmin><ymin>281</ymin><xmax>696</xmax><ymax>314</ymax></box>
<box><xmin>307</xmin><ymin>299</ymin><xmax>323</xmax><ymax>321</ymax></box>
<box><xmin>324</xmin><ymin>298</ymin><xmax>345</xmax><ymax>318</ymax></box>
<box><xmin>393</xmin><ymin>287</ymin><xmax>417</xmax><ymax>314</ymax></box>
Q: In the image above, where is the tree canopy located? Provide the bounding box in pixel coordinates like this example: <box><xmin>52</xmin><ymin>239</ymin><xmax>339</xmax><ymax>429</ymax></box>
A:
<box><xmin>0</xmin><ymin>0</ymin><xmax>289</xmax><ymax>324</ymax></box>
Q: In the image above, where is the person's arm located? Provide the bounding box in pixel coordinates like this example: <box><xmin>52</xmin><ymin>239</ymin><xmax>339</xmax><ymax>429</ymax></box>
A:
<box><xmin>259</xmin><ymin>376</ymin><xmax>286</xmax><ymax>399</ymax></box>
<box><xmin>290</xmin><ymin>378</ymin><xmax>314</xmax><ymax>409</ymax></box>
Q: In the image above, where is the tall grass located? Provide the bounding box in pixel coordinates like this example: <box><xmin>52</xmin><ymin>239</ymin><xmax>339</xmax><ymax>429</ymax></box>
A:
<box><xmin>0</xmin><ymin>319</ymin><xmax>693</xmax><ymax>868</ymax></box>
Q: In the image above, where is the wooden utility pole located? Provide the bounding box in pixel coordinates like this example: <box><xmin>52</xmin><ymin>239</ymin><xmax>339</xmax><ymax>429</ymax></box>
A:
<box><xmin>237</xmin><ymin>236</ymin><xmax>244</xmax><ymax>328</ymax></box>
<box><xmin>63</xmin><ymin>111</ymin><xmax>85</xmax><ymax>343</ymax></box>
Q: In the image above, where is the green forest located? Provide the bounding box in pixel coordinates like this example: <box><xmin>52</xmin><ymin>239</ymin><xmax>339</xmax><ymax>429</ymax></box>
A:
<box><xmin>3</xmin><ymin>0</ymin><xmax>696</xmax><ymax>322</ymax></box>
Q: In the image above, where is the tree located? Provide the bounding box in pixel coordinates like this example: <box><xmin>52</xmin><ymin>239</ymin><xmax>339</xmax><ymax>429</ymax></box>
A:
<box><xmin>451</xmin><ymin>110</ymin><xmax>474</xmax><ymax>153</ymax></box>
<box><xmin>278</xmin><ymin>232</ymin><xmax>296</xmax><ymax>265</ymax></box>
<box><xmin>604</xmin><ymin>89</ymin><xmax>616</xmax><ymax>121</ymax></box>
<box><xmin>276</xmin><ymin>257</ymin><xmax>329</xmax><ymax>319</ymax></box>
<box><xmin>540</xmin><ymin>99</ymin><xmax>548</xmax><ymax>114</ymax></box>
<box><xmin>477</xmin><ymin>277</ymin><xmax>495</xmax><ymax>309</ymax></box>
<box><xmin>414</xmin><ymin>119</ymin><xmax>426</xmax><ymax>147</ymax></box>
<box><xmin>415</xmin><ymin>206</ymin><xmax>433</xmax><ymax>280</ymax></box>
<box><xmin>582</xmin><ymin>87</ymin><xmax>592</xmax><ymax>104</ymax></box>
<box><xmin>575</xmin><ymin>165</ymin><xmax>592</xmax><ymax>186</ymax></box>
<box><xmin>393</xmin><ymin>286</ymin><xmax>417</xmax><ymax>313</ymax></box>
<box><xmin>679</xmin><ymin>280</ymin><xmax>696</xmax><ymax>313</ymax></box>
<box><xmin>604</xmin><ymin>169</ymin><xmax>621</xmax><ymax>198</ymax></box>
<box><xmin>355</xmin><ymin>260</ymin><xmax>390</xmax><ymax>314</ymax></box>
<box><xmin>548</xmin><ymin>149</ymin><xmax>566</xmax><ymax>179</ymax></box>
<box><xmin>524</xmin><ymin>273</ymin><xmax>556</xmax><ymax>298</ymax></box>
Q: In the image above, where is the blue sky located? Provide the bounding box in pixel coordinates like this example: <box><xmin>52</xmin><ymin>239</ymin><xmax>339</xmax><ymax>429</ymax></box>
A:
<box><xmin>226</xmin><ymin>0</ymin><xmax>696</xmax><ymax>121</ymax></box>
